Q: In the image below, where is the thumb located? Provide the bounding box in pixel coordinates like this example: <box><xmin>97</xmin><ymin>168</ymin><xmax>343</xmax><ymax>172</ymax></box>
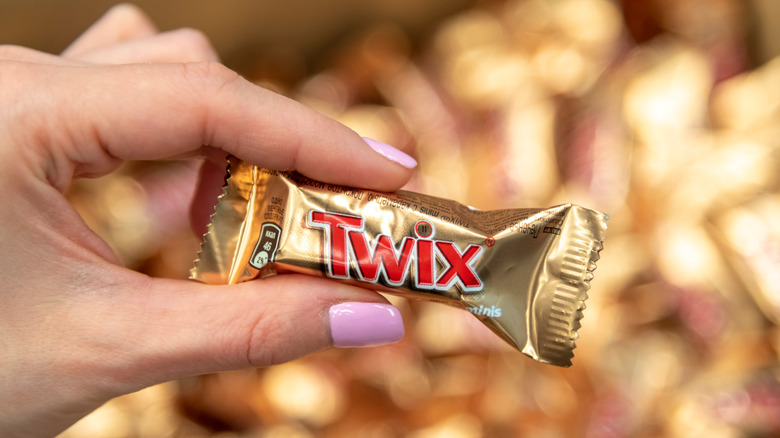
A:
<box><xmin>104</xmin><ymin>273</ymin><xmax>404</xmax><ymax>391</ymax></box>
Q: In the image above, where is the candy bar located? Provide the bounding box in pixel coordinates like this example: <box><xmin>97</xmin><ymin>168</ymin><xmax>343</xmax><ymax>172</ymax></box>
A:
<box><xmin>191</xmin><ymin>158</ymin><xmax>607</xmax><ymax>366</ymax></box>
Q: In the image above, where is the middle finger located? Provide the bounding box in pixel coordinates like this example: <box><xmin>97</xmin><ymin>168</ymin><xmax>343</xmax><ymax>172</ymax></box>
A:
<box><xmin>64</xmin><ymin>28</ymin><xmax>220</xmax><ymax>65</ymax></box>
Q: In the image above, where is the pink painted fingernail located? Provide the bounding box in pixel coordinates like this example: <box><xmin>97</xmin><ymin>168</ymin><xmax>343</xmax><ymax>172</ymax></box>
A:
<box><xmin>363</xmin><ymin>137</ymin><xmax>417</xmax><ymax>169</ymax></box>
<box><xmin>329</xmin><ymin>302</ymin><xmax>405</xmax><ymax>347</ymax></box>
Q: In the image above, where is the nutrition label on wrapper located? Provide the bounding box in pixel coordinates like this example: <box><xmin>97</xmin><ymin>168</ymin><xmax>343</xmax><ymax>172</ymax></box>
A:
<box><xmin>263</xmin><ymin>196</ymin><xmax>285</xmax><ymax>223</ymax></box>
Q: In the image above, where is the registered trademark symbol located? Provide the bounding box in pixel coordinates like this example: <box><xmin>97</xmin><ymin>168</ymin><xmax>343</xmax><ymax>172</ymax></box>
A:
<box><xmin>415</xmin><ymin>220</ymin><xmax>433</xmax><ymax>238</ymax></box>
<box><xmin>485</xmin><ymin>236</ymin><xmax>496</xmax><ymax>247</ymax></box>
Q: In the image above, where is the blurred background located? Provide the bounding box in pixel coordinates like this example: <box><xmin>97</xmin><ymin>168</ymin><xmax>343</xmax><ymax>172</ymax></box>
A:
<box><xmin>5</xmin><ymin>0</ymin><xmax>780</xmax><ymax>436</ymax></box>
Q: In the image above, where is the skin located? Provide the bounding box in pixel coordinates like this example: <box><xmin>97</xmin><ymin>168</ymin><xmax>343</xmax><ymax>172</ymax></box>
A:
<box><xmin>0</xmin><ymin>4</ymin><xmax>413</xmax><ymax>437</ymax></box>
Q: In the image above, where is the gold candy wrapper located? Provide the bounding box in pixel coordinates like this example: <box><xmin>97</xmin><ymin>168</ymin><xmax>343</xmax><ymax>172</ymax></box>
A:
<box><xmin>191</xmin><ymin>158</ymin><xmax>607</xmax><ymax>366</ymax></box>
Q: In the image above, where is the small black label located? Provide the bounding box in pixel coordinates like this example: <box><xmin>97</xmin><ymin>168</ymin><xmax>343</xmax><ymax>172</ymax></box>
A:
<box><xmin>250</xmin><ymin>222</ymin><xmax>282</xmax><ymax>269</ymax></box>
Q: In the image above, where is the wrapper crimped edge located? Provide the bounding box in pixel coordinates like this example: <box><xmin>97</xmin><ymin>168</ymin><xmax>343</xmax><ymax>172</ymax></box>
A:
<box><xmin>536</xmin><ymin>208</ymin><xmax>606</xmax><ymax>366</ymax></box>
<box><xmin>190</xmin><ymin>158</ymin><xmax>245</xmax><ymax>285</ymax></box>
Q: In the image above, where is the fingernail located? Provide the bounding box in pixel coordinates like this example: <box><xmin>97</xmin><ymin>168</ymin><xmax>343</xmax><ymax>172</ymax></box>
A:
<box><xmin>329</xmin><ymin>302</ymin><xmax>404</xmax><ymax>347</ymax></box>
<box><xmin>363</xmin><ymin>137</ymin><xmax>417</xmax><ymax>169</ymax></box>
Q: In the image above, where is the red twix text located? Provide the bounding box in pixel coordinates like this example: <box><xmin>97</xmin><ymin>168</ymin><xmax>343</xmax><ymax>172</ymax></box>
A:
<box><xmin>307</xmin><ymin>210</ymin><xmax>484</xmax><ymax>293</ymax></box>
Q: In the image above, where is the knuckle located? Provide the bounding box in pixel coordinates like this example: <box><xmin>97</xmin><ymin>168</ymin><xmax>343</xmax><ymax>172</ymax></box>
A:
<box><xmin>245</xmin><ymin>301</ymin><xmax>307</xmax><ymax>367</ymax></box>
<box><xmin>106</xmin><ymin>3</ymin><xmax>157</xmax><ymax>33</ymax></box>
<box><xmin>0</xmin><ymin>54</ymin><xmax>29</xmax><ymax>98</ymax></box>
<box><xmin>176</xmin><ymin>61</ymin><xmax>242</xmax><ymax>145</ymax></box>
<box><xmin>171</xmin><ymin>28</ymin><xmax>218</xmax><ymax>60</ymax></box>
<box><xmin>109</xmin><ymin>3</ymin><xmax>148</xmax><ymax>21</ymax></box>
<box><xmin>0</xmin><ymin>44</ymin><xmax>32</xmax><ymax>61</ymax></box>
<box><xmin>181</xmin><ymin>60</ymin><xmax>239</xmax><ymax>88</ymax></box>
<box><xmin>246</xmin><ymin>310</ymin><xmax>287</xmax><ymax>367</ymax></box>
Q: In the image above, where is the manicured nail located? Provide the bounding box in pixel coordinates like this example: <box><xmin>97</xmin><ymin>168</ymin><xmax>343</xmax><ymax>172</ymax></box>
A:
<box><xmin>329</xmin><ymin>302</ymin><xmax>404</xmax><ymax>347</ymax></box>
<box><xmin>363</xmin><ymin>137</ymin><xmax>417</xmax><ymax>169</ymax></box>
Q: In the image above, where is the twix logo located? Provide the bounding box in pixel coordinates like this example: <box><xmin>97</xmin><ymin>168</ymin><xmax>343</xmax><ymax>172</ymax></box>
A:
<box><xmin>307</xmin><ymin>210</ymin><xmax>484</xmax><ymax>293</ymax></box>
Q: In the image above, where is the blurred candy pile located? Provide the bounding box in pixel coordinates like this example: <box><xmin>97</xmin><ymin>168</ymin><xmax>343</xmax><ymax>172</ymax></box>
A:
<box><xmin>61</xmin><ymin>0</ymin><xmax>780</xmax><ymax>436</ymax></box>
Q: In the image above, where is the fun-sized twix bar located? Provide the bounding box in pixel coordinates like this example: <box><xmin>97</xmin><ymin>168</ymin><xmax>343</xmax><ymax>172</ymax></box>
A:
<box><xmin>191</xmin><ymin>158</ymin><xmax>608</xmax><ymax>366</ymax></box>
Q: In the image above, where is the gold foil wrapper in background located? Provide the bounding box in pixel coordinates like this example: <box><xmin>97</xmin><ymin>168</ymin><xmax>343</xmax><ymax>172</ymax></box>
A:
<box><xmin>191</xmin><ymin>158</ymin><xmax>607</xmax><ymax>367</ymax></box>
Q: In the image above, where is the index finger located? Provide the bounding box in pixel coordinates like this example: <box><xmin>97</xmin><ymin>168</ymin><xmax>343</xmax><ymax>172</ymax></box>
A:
<box><xmin>25</xmin><ymin>61</ymin><xmax>416</xmax><ymax>192</ymax></box>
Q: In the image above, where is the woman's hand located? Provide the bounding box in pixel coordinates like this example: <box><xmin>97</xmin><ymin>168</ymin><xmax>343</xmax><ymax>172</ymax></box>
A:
<box><xmin>0</xmin><ymin>5</ymin><xmax>414</xmax><ymax>437</ymax></box>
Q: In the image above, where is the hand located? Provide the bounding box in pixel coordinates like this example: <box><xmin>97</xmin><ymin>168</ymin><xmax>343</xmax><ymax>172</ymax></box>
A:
<box><xmin>0</xmin><ymin>5</ymin><xmax>414</xmax><ymax>437</ymax></box>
